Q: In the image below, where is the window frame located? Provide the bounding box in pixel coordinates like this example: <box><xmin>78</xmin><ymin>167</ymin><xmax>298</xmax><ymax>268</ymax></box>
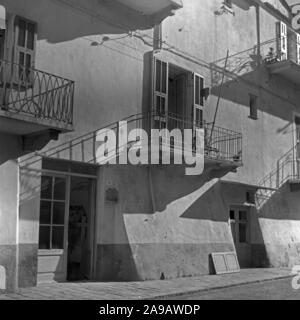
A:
<box><xmin>152</xmin><ymin>55</ymin><xmax>169</xmax><ymax>129</ymax></box>
<box><xmin>229</xmin><ymin>207</ymin><xmax>250</xmax><ymax>245</ymax></box>
<box><xmin>249</xmin><ymin>94</ymin><xmax>258</xmax><ymax>120</ymax></box>
<box><xmin>276</xmin><ymin>21</ymin><xmax>288</xmax><ymax>61</ymax></box>
<box><xmin>193</xmin><ymin>73</ymin><xmax>205</xmax><ymax>130</ymax></box>
<box><xmin>39</xmin><ymin>174</ymin><xmax>68</xmax><ymax>252</ymax></box>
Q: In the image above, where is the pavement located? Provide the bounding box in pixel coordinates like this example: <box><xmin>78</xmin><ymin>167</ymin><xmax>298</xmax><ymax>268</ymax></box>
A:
<box><xmin>0</xmin><ymin>268</ymin><xmax>293</xmax><ymax>300</ymax></box>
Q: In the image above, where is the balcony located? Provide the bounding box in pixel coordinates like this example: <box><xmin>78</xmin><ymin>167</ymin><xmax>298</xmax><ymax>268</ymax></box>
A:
<box><xmin>264</xmin><ymin>34</ymin><xmax>300</xmax><ymax>85</ymax></box>
<box><xmin>116</xmin><ymin>0</ymin><xmax>183</xmax><ymax>22</ymax></box>
<box><xmin>149</xmin><ymin>112</ymin><xmax>243</xmax><ymax>168</ymax></box>
<box><xmin>0</xmin><ymin>59</ymin><xmax>74</xmax><ymax>137</ymax></box>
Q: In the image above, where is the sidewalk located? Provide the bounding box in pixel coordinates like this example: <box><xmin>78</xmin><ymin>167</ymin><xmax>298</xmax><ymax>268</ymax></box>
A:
<box><xmin>0</xmin><ymin>268</ymin><xmax>293</xmax><ymax>300</ymax></box>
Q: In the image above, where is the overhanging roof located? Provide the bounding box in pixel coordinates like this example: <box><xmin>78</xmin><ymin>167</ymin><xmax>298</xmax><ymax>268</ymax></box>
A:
<box><xmin>117</xmin><ymin>0</ymin><xmax>183</xmax><ymax>16</ymax></box>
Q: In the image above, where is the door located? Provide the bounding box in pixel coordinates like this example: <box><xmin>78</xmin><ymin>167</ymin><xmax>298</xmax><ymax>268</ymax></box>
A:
<box><xmin>38</xmin><ymin>173</ymin><xmax>96</xmax><ymax>283</ymax></box>
<box><xmin>38</xmin><ymin>174</ymin><xmax>70</xmax><ymax>283</ymax></box>
<box><xmin>229</xmin><ymin>207</ymin><xmax>251</xmax><ymax>268</ymax></box>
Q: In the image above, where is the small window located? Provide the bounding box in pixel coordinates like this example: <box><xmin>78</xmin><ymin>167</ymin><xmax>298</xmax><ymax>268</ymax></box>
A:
<box><xmin>246</xmin><ymin>191</ymin><xmax>255</xmax><ymax>204</ymax></box>
<box><xmin>249</xmin><ymin>94</ymin><xmax>258</xmax><ymax>120</ymax></box>
<box><xmin>230</xmin><ymin>210</ymin><xmax>235</xmax><ymax>221</ymax></box>
<box><xmin>39</xmin><ymin>175</ymin><xmax>66</xmax><ymax>250</ymax></box>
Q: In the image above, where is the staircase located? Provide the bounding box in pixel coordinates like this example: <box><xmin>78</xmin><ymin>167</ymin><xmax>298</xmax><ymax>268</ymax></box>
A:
<box><xmin>256</xmin><ymin>145</ymin><xmax>300</xmax><ymax>209</ymax></box>
<box><xmin>20</xmin><ymin>111</ymin><xmax>243</xmax><ymax>169</ymax></box>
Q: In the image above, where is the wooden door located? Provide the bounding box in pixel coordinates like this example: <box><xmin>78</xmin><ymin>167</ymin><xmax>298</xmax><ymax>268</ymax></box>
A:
<box><xmin>229</xmin><ymin>207</ymin><xmax>251</xmax><ymax>268</ymax></box>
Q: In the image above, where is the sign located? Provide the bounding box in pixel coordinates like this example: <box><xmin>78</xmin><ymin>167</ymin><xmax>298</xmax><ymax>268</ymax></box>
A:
<box><xmin>292</xmin><ymin>3</ymin><xmax>300</xmax><ymax>31</ymax></box>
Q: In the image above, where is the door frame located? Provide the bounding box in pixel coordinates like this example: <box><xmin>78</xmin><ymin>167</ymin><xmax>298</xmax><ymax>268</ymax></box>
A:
<box><xmin>229</xmin><ymin>205</ymin><xmax>251</xmax><ymax>247</ymax></box>
<box><xmin>38</xmin><ymin>169</ymin><xmax>97</xmax><ymax>282</ymax></box>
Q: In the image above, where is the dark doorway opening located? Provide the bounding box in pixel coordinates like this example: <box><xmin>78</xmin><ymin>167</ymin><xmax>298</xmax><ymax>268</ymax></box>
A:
<box><xmin>67</xmin><ymin>176</ymin><xmax>96</xmax><ymax>281</ymax></box>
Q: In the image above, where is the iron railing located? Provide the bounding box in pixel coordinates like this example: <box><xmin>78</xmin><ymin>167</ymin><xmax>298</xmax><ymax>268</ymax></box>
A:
<box><xmin>0</xmin><ymin>59</ymin><xmax>74</xmax><ymax>125</ymax></box>
<box><xmin>263</xmin><ymin>36</ymin><xmax>300</xmax><ymax>66</ymax></box>
<box><xmin>29</xmin><ymin>110</ymin><xmax>242</xmax><ymax>166</ymax></box>
<box><xmin>256</xmin><ymin>144</ymin><xmax>300</xmax><ymax>208</ymax></box>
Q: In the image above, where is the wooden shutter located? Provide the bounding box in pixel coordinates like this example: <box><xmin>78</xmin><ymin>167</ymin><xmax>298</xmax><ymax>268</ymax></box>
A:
<box><xmin>276</xmin><ymin>21</ymin><xmax>287</xmax><ymax>61</ymax></box>
<box><xmin>193</xmin><ymin>73</ymin><xmax>204</xmax><ymax>130</ymax></box>
<box><xmin>297</xmin><ymin>33</ymin><xmax>300</xmax><ymax>64</ymax></box>
<box><xmin>152</xmin><ymin>55</ymin><xmax>169</xmax><ymax>128</ymax></box>
<box><xmin>13</xmin><ymin>16</ymin><xmax>37</xmax><ymax>84</ymax></box>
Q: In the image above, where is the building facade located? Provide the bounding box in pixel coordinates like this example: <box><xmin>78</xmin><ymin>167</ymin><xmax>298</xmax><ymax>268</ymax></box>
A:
<box><xmin>0</xmin><ymin>0</ymin><xmax>300</xmax><ymax>292</ymax></box>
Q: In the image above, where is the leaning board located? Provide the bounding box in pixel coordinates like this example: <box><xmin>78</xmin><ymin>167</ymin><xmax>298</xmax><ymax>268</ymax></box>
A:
<box><xmin>211</xmin><ymin>252</ymin><xmax>240</xmax><ymax>275</ymax></box>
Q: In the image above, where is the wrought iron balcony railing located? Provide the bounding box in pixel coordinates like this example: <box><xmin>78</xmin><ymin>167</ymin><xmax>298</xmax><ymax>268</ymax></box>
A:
<box><xmin>29</xmin><ymin>111</ymin><xmax>242</xmax><ymax>167</ymax></box>
<box><xmin>0</xmin><ymin>59</ymin><xmax>74</xmax><ymax>126</ymax></box>
<box><xmin>256</xmin><ymin>144</ymin><xmax>300</xmax><ymax>208</ymax></box>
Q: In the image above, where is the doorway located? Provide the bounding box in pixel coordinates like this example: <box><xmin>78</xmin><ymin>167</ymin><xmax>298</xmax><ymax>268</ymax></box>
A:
<box><xmin>229</xmin><ymin>206</ymin><xmax>251</xmax><ymax>268</ymax></box>
<box><xmin>67</xmin><ymin>176</ymin><xmax>96</xmax><ymax>281</ymax></box>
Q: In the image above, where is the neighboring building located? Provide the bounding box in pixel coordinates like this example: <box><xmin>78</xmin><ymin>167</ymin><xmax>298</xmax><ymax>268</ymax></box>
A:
<box><xmin>0</xmin><ymin>0</ymin><xmax>300</xmax><ymax>292</ymax></box>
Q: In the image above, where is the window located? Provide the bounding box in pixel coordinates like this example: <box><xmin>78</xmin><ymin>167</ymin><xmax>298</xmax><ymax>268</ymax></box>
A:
<box><xmin>152</xmin><ymin>57</ymin><xmax>206</xmax><ymax>132</ymax></box>
<box><xmin>39</xmin><ymin>175</ymin><xmax>66</xmax><ymax>250</ymax></box>
<box><xmin>13</xmin><ymin>16</ymin><xmax>37</xmax><ymax>84</ymax></box>
<box><xmin>154</xmin><ymin>57</ymin><xmax>168</xmax><ymax>116</ymax></box>
<box><xmin>249</xmin><ymin>94</ymin><xmax>258</xmax><ymax>120</ymax></box>
<box><xmin>246</xmin><ymin>191</ymin><xmax>255</xmax><ymax>204</ymax></box>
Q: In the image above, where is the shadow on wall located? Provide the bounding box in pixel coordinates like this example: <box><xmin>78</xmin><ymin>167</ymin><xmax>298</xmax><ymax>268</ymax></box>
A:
<box><xmin>97</xmin><ymin>163</ymin><xmax>237</xmax><ymax>281</ymax></box>
<box><xmin>255</xmin><ymin>182</ymin><xmax>300</xmax><ymax>267</ymax></box>
<box><xmin>210</xmin><ymin>57</ymin><xmax>296</xmax><ymax>123</ymax></box>
<box><xmin>0</xmin><ymin>133</ymin><xmax>22</xmax><ymax>165</ymax></box>
<box><xmin>1</xmin><ymin>0</ymin><xmax>155</xmax><ymax>44</ymax></box>
<box><xmin>258</xmin><ymin>182</ymin><xmax>300</xmax><ymax>221</ymax></box>
<box><xmin>120</xmin><ymin>163</ymin><xmax>235</xmax><ymax>219</ymax></box>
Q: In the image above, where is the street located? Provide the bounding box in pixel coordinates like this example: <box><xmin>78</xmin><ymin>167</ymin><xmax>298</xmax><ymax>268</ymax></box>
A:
<box><xmin>170</xmin><ymin>278</ymin><xmax>300</xmax><ymax>300</ymax></box>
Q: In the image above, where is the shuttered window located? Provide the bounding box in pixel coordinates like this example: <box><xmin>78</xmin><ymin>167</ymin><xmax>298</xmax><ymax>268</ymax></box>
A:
<box><xmin>276</xmin><ymin>21</ymin><xmax>287</xmax><ymax>61</ymax></box>
<box><xmin>194</xmin><ymin>73</ymin><xmax>204</xmax><ymax>129</ymax></box>
<box><xmin>153</xmin><ymin>57</ymin><xmax>168</xmax><ymax>115</ymax></box>
<box><xmin>14</xmin><ymin>16</ymin><xmax>37</xmax><ymax>84</ymax></box>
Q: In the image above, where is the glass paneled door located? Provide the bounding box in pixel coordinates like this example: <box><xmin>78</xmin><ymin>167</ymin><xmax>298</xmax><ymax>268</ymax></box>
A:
<box><xmin>38</xmin><ymin>172</ymin><xmax>96</xmax><ymax>283</ymax></box>
<box><xmin>38</xmin><ymin>174</ymin><xmax>70</xmax><ymax>283</ymax></box>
